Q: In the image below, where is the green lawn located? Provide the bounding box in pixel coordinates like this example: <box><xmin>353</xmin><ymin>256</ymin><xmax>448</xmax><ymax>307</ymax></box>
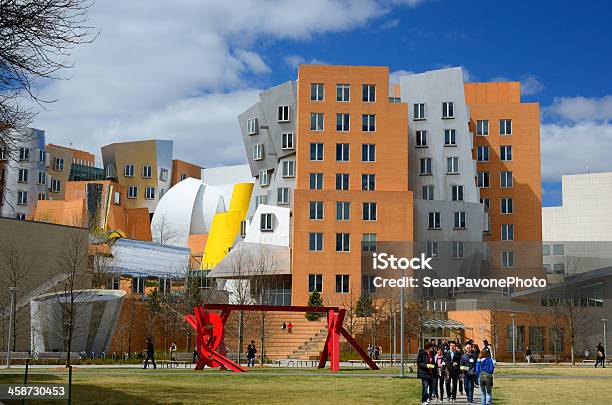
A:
<box><xmin>0</xmin><ymin>365</ymin><xmax>610</xmax><ymax>404</ymax></box>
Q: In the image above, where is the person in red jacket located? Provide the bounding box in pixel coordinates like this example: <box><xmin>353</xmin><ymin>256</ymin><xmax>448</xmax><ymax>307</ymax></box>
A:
<box><xmin>287</xmin><ymin>321</ymin><xmax>293</xmax><ymax>333</ymax></box>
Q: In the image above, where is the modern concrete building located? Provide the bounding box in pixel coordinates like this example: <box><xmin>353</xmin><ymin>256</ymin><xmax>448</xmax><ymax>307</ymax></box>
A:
<box><xmin>102</xmin><ymin>140</ymin><xmax>174</xmax><ymax>214</ymax></box>
<box><xmin>46</xmin><ymin>143</ymin><xmax>100</xmax><ymax>200</ymax></box>
<box><xmin>0</xmin><ymin>128</ymin><xmax>48</xmax><ymax>220</ymax></box>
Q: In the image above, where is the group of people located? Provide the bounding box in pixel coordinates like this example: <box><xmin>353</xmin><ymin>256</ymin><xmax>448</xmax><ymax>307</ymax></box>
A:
<box><xmin>418</xmin><ymin>338</ymin><xmax>494</xmax><ymax>405</ymax></box>
<box><xmin>367</xmin><ymin>343</ymin><xmax>383</xmax><ymax>360</ymax></box>
<box><xmin>280</xmin><ymin>321</ymin><xmax>294</xmax><ymax>333</ymax></box>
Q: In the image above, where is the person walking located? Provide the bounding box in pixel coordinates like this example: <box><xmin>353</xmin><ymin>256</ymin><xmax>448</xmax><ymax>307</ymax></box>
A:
<box><xmin>434</xmin><ymin>347</ymin><xmax>447</xmax><ymax>402</ymax></box>
<box><xmin>280</xmin><ymin>321</ymin><xmax>287</xmax><ymax>332</ymax></box>
<box><xmin>374</xmin><ymin>344</ymin><xmax>382</xmax><ymax>360</ymax></box>
<box><xmin>247</xmin><ymin>340</ymin><xmax>257</xmax><ymax>367</ymax></box>
<box><xmin>595</xmin><ymin>343</ymin><xmax>606</xmax><ymax>368</ymax></box>
<box><xmin>287</xmin><ymin>321</ymin><xmax>293</xmax><ymax>333</ymax></box>
<box><xmin>476</xmin><ymin>349</ymin><xmax>495</xmax><ymax>405</ymax></box>
<box><xmin>445</xmin><ymin>341</ymin><xmax>461</xmax><ymax>402</ymax></box>
<box><xmin>367</xmin><ymin>343</ymin><xmax>374</xmax><ymax>359</ymax></box>
<box><xmin>525</xmin><ymin>347</ymin><xmax>532</xmax><ymax>363</ymax></box>
<box><xmin>192</xmin><ymin>346</ymin><xmax>198</xmax><ymax>364</ymax></box>
<box><xmin>169</xmin><ymin>342</ymin><xmax>177</xmax><ymax>362</ymax></box>
<box><xmin>143</xmin><ymin>337</ymin><xmax>157</xmax><ymax>369</ymax></box>
<box><xmin>460</xmin><ymin>343</ymin><xmax>477</xmax><ymax>403</ymax></box>
<box><xmin>418</xmin><ymin>343</ymin><xmax>436</xmax><ymax>405</ymax></box>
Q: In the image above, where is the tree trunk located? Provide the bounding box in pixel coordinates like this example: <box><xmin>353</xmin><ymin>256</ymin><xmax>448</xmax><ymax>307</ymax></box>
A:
<box><xmin>238</xmin><ymin>311</ymin><xmax>244</xmax><ymax>365</ymax></box>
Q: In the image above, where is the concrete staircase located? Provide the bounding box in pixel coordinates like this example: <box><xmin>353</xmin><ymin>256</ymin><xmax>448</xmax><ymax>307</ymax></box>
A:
<box><xmin>223</xmin><ymin>312</ymin><xmax>328</xmax><ymax>360</ymax></box>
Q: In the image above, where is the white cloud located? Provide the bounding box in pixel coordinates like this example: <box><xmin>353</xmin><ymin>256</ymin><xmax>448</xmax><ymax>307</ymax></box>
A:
<box><xmin>30</xmin><ymin>0</ymin><xmax>426</xmax><ymax>167</ymax></box>
<box><xmin>381</xmin><ymin>19</ymin><xmax>400</xmax><ymax>29</ymax></box>
<box><xmin>541</xmin><ymin>121</ymin><xmax>612</xmax><ymax>182</ymax></box>
<box><xmin>389</xmin><ymin>69</ymin><xmax>416</xmax><ymax>86</ymax></box>
<box><xmin>438</xmin><ymin>65</ymin><xmax>473</xmax><ymax>82</ymax></box>
<box><xmin>546</xmin><ymin>95</ymin><xmax>612</xmax><ymax>122</ymax></box>
<box><xmin>283</xmin><ymin>55</ymin><xmax>329</xmax><ymax>70</ymax></box>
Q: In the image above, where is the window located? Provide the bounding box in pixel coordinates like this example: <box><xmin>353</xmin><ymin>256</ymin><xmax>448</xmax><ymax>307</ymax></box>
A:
<box><xmin>310</xmin><ymin>143</ymin><xmax>323</xmax><ymax>160</ymax></box>
<box><xmin>0</xmin><ymin>147</ymin><xmax>6</xmax><ymax>160</ymax></box>
<box><xmin>309</xmin><ymin>233</ymin><xmax>323</xmax><ymax>251</ymax></box>
<box><xmin>253</xmin><ymin>144</ymin><xmax>264</xmax><ymax>160</ymax></box>
<box><xmin>362</xmin><ymin>233</ymin><xmax>377</xmax><ymax>252</ymax></box>
<box><xmin>114</xmin><ymin>192</ymin><xmax>121</xmax><ymax>205</ymax></box>
<box><xmin>414</xmin><ymin>103</ymin><xmax>426</xmax><ymax>120</ymax></box>
<box><xmin>310</xmin><ymin>83</ymin><xmax>324</xmax><ymax>101</ymax></box>
<box><xmin>442</xmin><ymin>102</ymin><xmax>454</xmax><ymax>118</ymax></box>
<box><xmin>553</xmin><ymin>263</ymin><xmax>565</xmax><ymax>273</ymax></box>
<box><xmin>361</xmin><ymin>174</ymin><xmax>376</xmax><ymax>191</ymax></box>
<box><xmin>19</xmin><ymin>147</ymin><xmax>29</xmax><ymax>161</ymax></box>
<box><xmin>259</xmin><ymin>169</ymin><xmax>269</xmax><ymax>186</ymax></box>
<box><xmin>454</xmin><ymin>211</ymin><xmax>466</xmax><ymax>229</ymax></box>
<box><xmin>500</xmin><ymin>119</ymin><xmax>512</xmax><ymax>135</ymax></box>
<box><xmin>477</xmin><ymin>146</ymin><xmax>489</xmax><ymax>162</ymax></box>
<box><xmin>420</xmin><ymin>158</ymin><xmax>432</xmax><ymax>175</ymax></box>
<box><xmin>128</xmin><ymin>185</ymin><xmax>138</xmax><ymax>198</ymax></box>
<box><xmin>142</xmin><ymin>165</ymin><xmax>152</xmax><ymax>178</ymax></box>
<box><xmin>336</xmin><ymin>201</ymin><xmax>350</xmax><ymax>220</ymax></box>
<box><xmin>336</xmin><ymin>274</ymin><xmax>350</xmax><ymax>293</ymax></box>
<box><xmin>426</xmin><ymin>240</ymin><xmax>439</xmax><ymax>258</ymax></box>
<box><xmin>363</xmin><ymin>275</ymin><xmax>377</xmax><ymax>294</ymax></box>
<box><xmin>336</xmin><ymin>84</ymin><xmax>350</xmax><ymax>102</ymax></box>
<box><xmin>160</xmin><ymin>168</ymin><xmax>169</xmax><ymax>181</ymax></box>
<box><xmin>260</xmin><ymin>213</ymin><xmax>273</xmax><ymax>231</ymax></box>
<box><xmin>278</xmin><ymin>105</ymin><xmax>290</xmax><ymax>122</ymax></box>
<box><xmin>428</xmin><ymin>212</ymin><xmax>441</xmax><ymax>229</ymax></box>
<box><xmin>38</xmin><ymin>149</ymin><xmax>46</xmax><ymax>163</ymax></box>
<box><xmin>247</xmin><ymin>117</ymin><xmax>258</xmax><ymax>135</ymax></box>
<box><xmin>477</xmin><ymin>120</ymin><xmax>489</xmax><ymax>136</ymax></box>
<box><xmin>132</xmin><ymin>277</ymin><xmax>145</xmax><ymax>294</ymax></box>
<box><xmin>309</xmin><ymin>201</ymin><xmax>324</xmax><ymax>220</ymax></box>
<box><xmin>18</xmin><ymin>169</ymin><xmax>28</xmax><ymax>183</ymax></box>
<box><xmin>507</xmin><ymin>325</ymin><xmax>525</xmax><ymax>352</ymax></box>
<box><xmin>501</xmin><ymin>198</ymin><xmax>513</xmax><ymax>214</ymax></box>
<box><xmin>240</xmin><ymin>220</ymin><xmax>247</xmax><ymax>238</ymax></box>
<box><xmin>444</xmin><ymin>129</ymin><xmax>457</xmax><ymax>146</ymax></box>
<box><xmin>282</xmin><ymin>133</ymin><xmax>294</xmax><ymax>150</ymax></box>
<box><xmin>480</xmin><ymin>198</ymin><xmax>490</xmax><ymax>209</ymax></box>
<box><xmin>336</xmin><ymin>233</ymin><xmax>350</xmax><ymax>252</ymax></box>
<box><xmin>362</xmin><ymin>84</ymin><xmax>376</xmax><ymax>102</ymax></box>
<box><xmin>124</xmin><ymin>164</ymin><xmax>135</xmax><ymax>177</ymax></box>
<box><xmin>336</xmin><ymin>143</ymin><xmax>349</xmax><ymax>162</ymax></box>
<box><xmin>422</xmin><ymin>185</ymin><xmax>434</xmax><ymax>200</ymax></box>
<box><xmin>542</xmin><ymin>245</ymin><xmax>551</xmax><ymax>256</ymax></box>
<box><xmin>282</xmin><ymin>160</ymin><xmax>295</xmax><ymax>177</ymax></box>
<box><xmin>336</xmin><ymin>113</ymin><xmax>350</xmax><ymax>131</ymax></box>
<box><xmin>502</xmin><ymin>224</ymin><xmax>515</xmax><ymax>241</ymax></box>
<box><xmin>477</xmin><ymin>172</ymin><xmax>490</xmax><ymax>188</ymax></box>
<box><xmin>38</xmin><ymin>192</ymin><xmax>46</xmax><ymax>201</ymax></box>
<box><xmin>144</xmin><ymin>187</ymin><xmax>155</xmax><ymax>200</ymax></box>
<box><xmin>277</xmin><ymin>187</ymin><xmax>290</xmax><ymax>205</ymax></box>
<box><xmin>362</xmin><ymin>144</ymin><xmax>375</xmax><ymax>162</ymax></box>
<box><xmin>308</xmin><ymin>274</ymin><xmax>323</xmax><ymax>293</ymax></box>
<box><xmin>502</xmin><ymin>251</ymin><xmax>514</xmax><ymax>268</ymax></box>
<box><xmin>362</xmin><ymin>114</ymin><xmax>376</xmax><ymax>132</ymax></box>
<box><xmin>51</xmin><ymin>178</ymin><xmax>61</xmax><ymax>193</ymax></box>
<box><xmin>180</xmin><ymin>174</ymin><xmax>187</xmax><ymax>181</ymax></box>
<box><xmin>451</xmin><ymin>185</ymin><xmax>464</xmax><ymax>201</ymax></box>
<box><xmin>310</xmin><ymin>113</ymin><xmax>324</xmax><ymax>131</ymax></box>
<box><xmin>528</xmin><ymin>326</ymin><xmax>545</xmax><ymax>352</ymax></box>
<box><xmin>17</xmin><ymin>191</ymin><xmax>27</xmax><ymax>205</ymax></box>
<box><xmin>452</xmin><ymin>241</ymin><xmax>464</xmax><ymax>258</ymax></box>
<box><xmin>500</xmin><ymin>145</ymin><xmax>513</xmax><ymax>161</ymax></box>
<box><xmin>335</xmin><ymin>173</ymin><xmax>349</xmax><ymax>190</ymax></box>
<box><xmin>255</xmin><ymin>195</ymin><xmax>268</xmax><ymax>208</ymax></box>
<box><xmin>447</xmin><ymin>157</ymin><xmax>459</xmax><ymax>174</ymax></box>
<box><xmin>362</xmin><ymin>202</ymin><xmax>377</xmax><ymax>221</ymax></box>
<box><xmin>552</xmin><ymin>244</ymin><xmax>564</xmax><ymax>255</ymax></box>
<box><xmin>500</xmin><ymin>171</ymin><xmax>513</xmax><ymax>188</ymax></box>
<box><xmin>309</xmin><ymin>173</ymin><xmax>323</xmax><ymax>190</ymax></box>
<box><xmin>37</xmin><ymin>171</ymin><xmax>46</xmax><ymax>185</ymax></box>
<box><xmin>416</xmin><ymin>130</ymin><xmax>427</xmax><ymax>147</ymax></box>
<box><xmin>54</xmin><ymin>157</ymin><xmax>64</xmax><ymax>171</ymax></box>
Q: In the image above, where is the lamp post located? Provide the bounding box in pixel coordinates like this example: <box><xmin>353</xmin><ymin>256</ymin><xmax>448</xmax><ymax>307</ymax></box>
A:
<box><xmin>603</xmin><ymin>319</ymin><xmax>608</xmax><ymax>361</ymax></box>
<box><xmin>510</xmin><ymin>313</ymin><xmax>516</xmax><ymax>365</ymax></box>
<box><xmin>399</xmin><ymin>268</ymin><xmax>405</xmax><ymax>377</ymax></box>
<box><xmin>6</xmin><ymin>287</ymin><xmax>17</xmax><ymax>369</ymax></box>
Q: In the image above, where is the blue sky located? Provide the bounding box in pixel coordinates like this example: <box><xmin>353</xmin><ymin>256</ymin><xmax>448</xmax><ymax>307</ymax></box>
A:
<box><xmin>34</xmin><ymin>0</ymin><xmax>612</xmax><ymax>207</ymax></box>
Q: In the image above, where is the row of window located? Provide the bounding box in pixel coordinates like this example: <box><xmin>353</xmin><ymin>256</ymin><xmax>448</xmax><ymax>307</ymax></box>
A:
<box><xmin>308</xmin><ymin>201</ymin><xmax>378</xmax><ymax>221</ymax></box>
<box><xmin>309</xmin><ymin>143</ymin><xmax>377</xmax><ymax>162</ymax></box>
<box><xmin>477</xmin><ymin>171</ymin><xmax>514</xmax><ymax>188</ymax></box>
<box><xmin>0</xmin><ymin>147</ymin><xmax>47</xmax><ymax>163</ymax></box>
<box><xmin>127</xmin><ymin>185</ymin><xmax>156</xmax><ymax>199</ymax></box>
<box><xmin>310</xmin><ymin>83</ymin><xmax>377</xmax><ymax>103</ymax></box>
<box><xmin>476</xmin><ymin>119</ymin><xmax>512</xmax><ymax>136</ymax></box>
<box><xmin>257</xmin><ymin>162</ymin><xmax>296</xmax><ymax>186</ymax></box>
<box><xmin>476</xmin><ymin>145</ymin><xmax>513</xmax><ymax>162</ymax></box>
<box><xmin>308</xmin><ymin>113</ymin><xmax>377</xmax><ymax>132</ymax></box>
<box><xmin>11</xmin><ymin>169</ymin><xmax>61</xmax><ymax>191</ymax></box>
<box><xmin>307</xmin><ymin>232</ymin><xmax>377</xmax><ymax>253</ymax></box>
<box><xmin>424</xmin><ymin>241</ymin><xmax>516</xmax><ymax>267</ymax></box>
<box><xmin>412</xmin><ymin>102</ymin><xmax>455</xmax><ymax>120</ymax></box>
<box><xmin>122</xmin><ymin>164</ymin><xmax>168</xmax><ymax>182</ymax></box>
<box><xmin>308</xmin><ymin>274</ymin><xmax>351</xmax><ymax>294</ymax></box>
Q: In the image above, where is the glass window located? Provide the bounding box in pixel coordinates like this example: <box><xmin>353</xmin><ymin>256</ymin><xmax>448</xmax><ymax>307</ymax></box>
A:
<box><xmin>277</xmin><ymin>187</ymin><xmax>290</xmax><ymax>205</ymax></box>
<box><xmin>336</xmin><ymin>201</ymin><xmax>350</xmax><ymax>220</ymax></box>
<box><xmin>500</xmin><ymin>119</ymin><xmax>512</xmax><ymax>135</ymax></box>
<box><xmin>336</xmin><ymin>113</ymin><xmax>350</xmax><ymax>131</ymax></box>
<box><xmin>335</xmin><ymin>173</ymin><xmax>349</xmax><ymax>190</ymax></box>
<box><xmin>362</xmin><ymin>114</ymin><xmax>376</xmax><ymax>132</ymax></box>
<box><xmin>309</xmin><ymin>173</ymin><xmax>323</xmax><ymax>190</ymax></box>
<box><xmin>336</xmin><ymin>274</ymin><xmax>350</xmax><ymax>293</ymax></box>
<box><xmin>336</xmin><ymin>143</ymin><xmax>349</xmax><ymax>162</ymax></box>
<box><xmin>335</xmin><ymin>233</ymin><xmax>350</xmax><ymax>252</ymax></box>
<box><xmin>260</xmin><ymin>213</ymin><xmax>273</xmax><ymax>231</ymax></box>
<box><xmin>310</xmin><ymin>143</ymin><xmax>324</xmax><ymax>160</ymax></box>
<box><xmin>310</xmin><ymin>113</ymin><xmax>324</xmax><ymax>131</ymax></box>
<box><xmin>428</xmin><ymin>212</ymin><xmax>441</xmax><ymax>229</ymax></box>
<box><xmin>477</xmin><ymin>172</ymin><xmax>490</xmax><ymax>188</ymax></box>
<box><xmin>416</xmin><ymin>130</ymin><xmax>427</xmax><ymax>147</ymax></box>
<box><xmin>477</xmin><ymin>146</ymin><xmax>489</xmax><ymax>162</ymax></box>
<box><xmin>420</xmin><ymin>158</ymin><xmax>432</xmax><ymax>175</ymax></box>
<box><xmin>501</xmin><ymin>198</ymin><xmax>513</xmax><ymax>214</ymax></box>
<box><xmin>502</xmin><ymin>224</ymin><xmax>515</xmax><ymax>241</ymax></box>
<box><xmin>414</xmin><ymin>103</ymin><xmax>425</xmax><ymax>120</ymax></box>
<box><xmin>282</xmin><ymin>133</ymin><xmax>294</xmax><ymax>150</ymax></box>
<box><xmin>308</xmin><ymin>274</ymin><xmax>323</xmax><ymax>292</ymax></box>
<box><xmin>362</xmin><ymin>84</ymin><xmax>376</xmax><ymax>102</ymax></box>
<box><xmin>362</xmin><ymin>233</ymin><xmax>377</xmax><ymax>252</ymax></box>
<box><xmin>310</xmin><ymin>83</ymin><xmax>324</xmax><ymax>101</ymax></box>
<box><xmin>278</xmin><ymin>105</ymin><xmax>290</xmax><ymax>122</ymax></box>
<box><xmin>500</xmin><ymin>145</ymin><xmax>513</xmax><ymax>161</ymax></box>
<box><xmin>447</xmin><ymin>157</ymin><xmax>459</xmax><ymax>174</ymax></box>
<box><xmin>500</xmin><ymin>171</ymin><xmax>513</xmax><ymax>188</ymax></box>
<box><xmin>336</xmin><ymin>84</ymin><xmax>350</xmax><ymax>102</ymax></box>
<box><xmin>309</xmin><ymin>201</ymin><xmax>324</xmax><ymax>220</ymax></box>
<box><xmin>362</xmin><ymin>144</ymin><xmax>375</xmax><ymax>162</ymax></box>
<box><xmin>361</xmin><ymin>174</ymin><xmax>376</xmax><ymax>191</ymax></box>
<box><xmin>309</xmin><ymin>233</ymin><xmax>323</xmax><ymax>251</ymax></box>
<box><xmin>477</xmin><ymin>120</ymin><xmax>489</xmax><ymax>135</ymax></box>
<box><xmin>442</xmin><ymin>101</ymin><xmax>454</xmax><ymax>118</ymax></box>
<box><xmin>454</xmin><ymin>211</ymin><xmax>466</xmax><ymax>229</ymax></box>
<box><xmin>451</xmin><ymin>185</ymin><xmax>464</xmax><ymax>201</ymax></box>
<box><xmin>422</xmin><ymin>185</ymin><xmax>434</xmax><ymax>200</ymax></box>
<box><xmin>362</xmin><ymin>202</ymin><xmax>377</xmax><ymax>221</ymax></box>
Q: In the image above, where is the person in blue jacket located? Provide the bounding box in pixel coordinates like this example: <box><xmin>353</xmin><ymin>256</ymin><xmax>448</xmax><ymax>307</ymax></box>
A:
<box><xmin>460</xmin><ymin>344</ymin><xmax>477</xmax><ymax>403</ymax></box>
<box><xmin>476</xmin><ymin>349</ymin><xmax>495</xmax><ymax>405</ymax></box>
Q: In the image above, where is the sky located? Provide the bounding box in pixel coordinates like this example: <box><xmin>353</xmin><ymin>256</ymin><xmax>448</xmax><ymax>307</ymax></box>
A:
<box><xmin>29</xmin><ymin>0</ymin><xmax>612</xmax><ymax>207</ymax></box>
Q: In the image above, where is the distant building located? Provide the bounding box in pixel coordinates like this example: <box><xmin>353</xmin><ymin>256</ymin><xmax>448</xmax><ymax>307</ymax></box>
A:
<box><xmin>0</xmin><ymin>128</ymin><xmax>48</xmax><ymax>220</ymax></box>
<box><xmin>171</xmin><ymin>159</ymin><xmax>201</xmax><ymax>186</ymax></box>
<box><xmin>46</xmin><ymin>143</ymin><xmax>101</xmax><ymax>200</ymax></box>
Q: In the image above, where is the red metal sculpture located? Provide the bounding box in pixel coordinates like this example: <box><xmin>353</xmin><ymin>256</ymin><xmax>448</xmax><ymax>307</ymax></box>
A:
<box><xmin>185</xmin><ymin>304</ymin><xmax>379</xmax><ymax>372</ymax></box>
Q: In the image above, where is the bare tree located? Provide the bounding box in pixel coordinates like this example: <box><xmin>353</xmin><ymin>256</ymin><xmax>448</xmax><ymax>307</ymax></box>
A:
<box><xmin>0</xmin><ymin>0</ymin><xmax>96</xmax><ymax>151</ymax></box>
<box><xmin>250</xmin><ymin>247</ymin><xmax>276</xmax><ymax>366</ymax></box>
<box><xmin>151</xmin><ymin>214</ymin><xmax>180</xmax><ymax>245</ymax></box>
<box><xmin>483</xmin><ymin>310</ymin><xmax>501</xmax><ymax>359</ymax></box>
<box><xmin>227</xmin><ymin>246</ymin><xmax>254</xmax><ymax>365</ymax></box>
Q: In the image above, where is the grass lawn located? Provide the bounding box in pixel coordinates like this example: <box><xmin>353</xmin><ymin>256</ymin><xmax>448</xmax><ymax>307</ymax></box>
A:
<box><xmin>0</xmin><ymin>365</ymin><xmax>610</xmax><ymax>404</ymax></box>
